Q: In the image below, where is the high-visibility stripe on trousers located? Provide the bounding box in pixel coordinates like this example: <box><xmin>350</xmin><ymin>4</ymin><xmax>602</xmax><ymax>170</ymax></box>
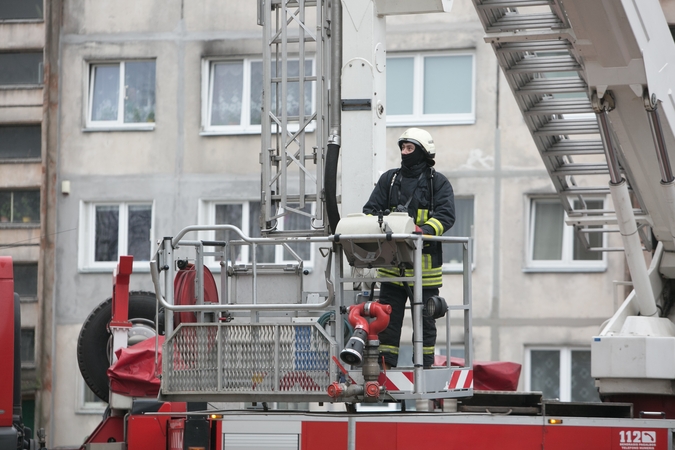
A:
<box><xmin>377</xmin><ymin>282</ymin><xmax>438</xmax><ymax>368</ymax></box>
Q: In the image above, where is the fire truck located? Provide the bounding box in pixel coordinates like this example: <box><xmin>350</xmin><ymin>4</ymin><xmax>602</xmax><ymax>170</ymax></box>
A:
<box><xmin>6</xmin><ymin>0</ymin><xmax>675</xmax><ymax>448</ymax></box>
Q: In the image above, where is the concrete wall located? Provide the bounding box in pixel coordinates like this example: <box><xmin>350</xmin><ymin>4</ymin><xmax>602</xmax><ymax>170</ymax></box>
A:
<box><xmin>51</xmin><ymin>0</ymin><xmax>626</xmax><ymax>446</ymax></box>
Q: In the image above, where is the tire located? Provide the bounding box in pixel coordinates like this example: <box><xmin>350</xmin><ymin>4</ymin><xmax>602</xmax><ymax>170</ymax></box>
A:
<box><xmin>77</xmin><ymin>291</ymin><xmax>161</xmax><ymax>403</ymax></box>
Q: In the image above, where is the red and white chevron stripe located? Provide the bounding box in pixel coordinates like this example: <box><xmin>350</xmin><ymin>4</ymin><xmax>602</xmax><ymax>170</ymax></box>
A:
<box><xmin>447</xmin><ymin>369</ymin><xmax>473</xmax><ymax>390</ymax></box>
<box><xmin>378</xmin><ymin>371</ymin><xmax>414</xmax><ymax>391</ymax></box>
<box><xmin>378</xmin><ymin>368</ymin><xmax>474</xmax><ymax>392</ymax></box>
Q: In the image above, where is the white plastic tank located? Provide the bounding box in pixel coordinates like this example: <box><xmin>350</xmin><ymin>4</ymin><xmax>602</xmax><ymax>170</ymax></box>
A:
<box><xmin>334</xmin><ymin>212</ymin><xmax>416</xmax><ymax>268</ymax></box>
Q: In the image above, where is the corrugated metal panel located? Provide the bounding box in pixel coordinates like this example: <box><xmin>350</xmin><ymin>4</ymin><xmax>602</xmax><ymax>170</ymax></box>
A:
<box><xmin>224</xmin><ymin>433</ymin><xmax>298</xmax><ymax>449</ymax></box>
<box><xmin>163</xmin><ymin>323</ymin><xmax>332</xmax><ymax>398</ymax></box>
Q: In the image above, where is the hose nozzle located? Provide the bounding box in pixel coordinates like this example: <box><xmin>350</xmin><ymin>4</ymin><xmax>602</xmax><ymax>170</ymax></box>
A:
<box><xmin>340</xmin><ymin>328</ymin><xmax>367</xmax><ymax>366</ymax></box>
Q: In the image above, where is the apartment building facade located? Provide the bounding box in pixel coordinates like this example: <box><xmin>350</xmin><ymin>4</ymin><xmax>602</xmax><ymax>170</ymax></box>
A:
<box><xmin>13</xmin><ymin>0</ymin><xmax>641</xmax><ymax>446</ymax></box>
<box><xmin>0</xmin><ymin>0</ymin><xmax>59</xmax><ymax>437</ymax></box>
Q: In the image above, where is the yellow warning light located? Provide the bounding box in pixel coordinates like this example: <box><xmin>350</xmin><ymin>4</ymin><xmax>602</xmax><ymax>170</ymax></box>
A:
<box><xmin>548</xmin><ymin>418</ymin><xmax>563</xmax><ymax>425</ymax></box>
<box><xmin>209</xmin><ymin>414</ymin><xmax>223</xmax><ymax>420</ymax></box>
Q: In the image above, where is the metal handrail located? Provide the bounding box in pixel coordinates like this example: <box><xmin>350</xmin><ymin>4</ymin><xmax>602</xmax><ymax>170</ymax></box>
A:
<box><xmin>151</xmin><ymin>226</ymin><xmax>470</xmax><ymax>314</ymax></box>
<box><xmin>150</xmin><ymin>258</ymin><xmax>334</xmax><ymax>312</ymax></box>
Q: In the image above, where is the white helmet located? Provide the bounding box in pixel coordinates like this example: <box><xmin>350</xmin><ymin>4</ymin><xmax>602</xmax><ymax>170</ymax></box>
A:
<box><xmin>398</xmin><ymin>128</ymin><xmax>435</xmax><ymax>158</ymax></box>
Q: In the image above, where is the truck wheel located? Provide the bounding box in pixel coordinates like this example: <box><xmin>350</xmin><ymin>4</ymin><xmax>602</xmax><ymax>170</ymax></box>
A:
<box><xmin>77</xmin><ymin>291</ymin><xmax>161</xmax><ymax>403</ymax></box>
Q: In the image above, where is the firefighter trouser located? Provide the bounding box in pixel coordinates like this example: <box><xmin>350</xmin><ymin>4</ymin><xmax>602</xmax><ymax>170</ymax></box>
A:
<box><xmin>377</xmin><ymin>282</ymin><xmax>438</xmax><ymax>368</ymax></box>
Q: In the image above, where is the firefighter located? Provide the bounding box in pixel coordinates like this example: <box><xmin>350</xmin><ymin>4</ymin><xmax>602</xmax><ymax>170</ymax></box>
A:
<box><xmin>363</xmin><ymin>127</ymin><xmax>455</xmax><ymax>368</ymax></box>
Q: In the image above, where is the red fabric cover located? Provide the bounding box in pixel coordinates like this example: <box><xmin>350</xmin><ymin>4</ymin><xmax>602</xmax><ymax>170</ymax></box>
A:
<box><xmin>434</xmin><ymin>355</ymin><xmax>521</xmax><ymax>391</ymax></box>
<box><xmin>173</xmin><ymin>263</ymin><xmax>219</xmax><ymax>326</ymax></box>
<box><xmin>107</xmin><ymin>336</ymin><xmax>164</xmax><ymax>397</ymax></box>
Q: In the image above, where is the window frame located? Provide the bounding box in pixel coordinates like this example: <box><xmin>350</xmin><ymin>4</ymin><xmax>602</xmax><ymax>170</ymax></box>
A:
<box><xmin>200</xmin><ymin>56</ymin><xmax>316</xmax><ymax>136</ymax></box>
<box><xmin>13</xmin><ymin>262</ymin><xmax>38</xmax><ymax>302</ymax></box>
<box><xmin>0</xmin><ymin>189</ymin><xmax>41</xmax><ymax>227</ymax></box>
<box><xmin>20</xmin><ymin>327</ymin><xmax>35</xmax><ymax>368</ymax></box>
<box><xmin>198</xmin><ymin>199</ymin><xmax>315</xmax><ymax>270</ymax></box>
<box><xmin>0</xmin><ymin>51</ymin><xmax>43</xmax><ymax>87</ymax></box>
<box><xmin>198</xmin><ymin>199</ymin><xmax>259</xmax><ymax>268</ymax></box>
<box><xmin>85</xmin><ymin>60</ymin><xmax>156</xmax><ymax>131</ymax></box>
<box><xmin>0</xmin><ymin>0</ymin><xmax>44</xmax><ymax>21</ymax></box>
<box><xmin>442</xmin><ymin>196</ymin><xmax>475</xmax><ymax>274</ymax></box>
<box><xmin>386</xmin><ymin>51</ymin><xmax>476</xmax><ymax>127</ymax></box>
<box><xmin>524</xmin><ymin>346</ymin><xmax>600</xmax><ymax>403</ymax></box>
<box><xmin>77</xmin><ymin>377</ymin><xmax>106</xmax><ymax>414</ymax></box>
<box><xmin>78</xmin><ymin>201</ymin><xmax>155</xmax><ymax>273</ymax></box>
<box><xmin>0</xmin><ymin>124</ymin><xmax>42</xmax><ymax>161</ymax></box>
<box><xmin>525</xmin><ymin>196</ymin><xmax>607</xmax><ymax>272</ymax></box>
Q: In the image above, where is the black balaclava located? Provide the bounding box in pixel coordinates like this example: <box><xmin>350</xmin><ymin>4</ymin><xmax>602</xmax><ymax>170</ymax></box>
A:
<box><xmin>401</xmin><ymin>145</ymin><xmax>426</xmax><ymax>168</ymax></box>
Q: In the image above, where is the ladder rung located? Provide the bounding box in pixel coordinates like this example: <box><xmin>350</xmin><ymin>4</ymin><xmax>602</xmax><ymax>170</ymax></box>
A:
<box><xmin>551</xmin><ymin>164</ymin><xmax>609</xmax><ymax>176</ymax></box>
<box><xmin>506</xmin><ymin>56</ymin><xmax>580</xmax><ymax>74</ymax></box>
<box><xmin>476</xmin><ymin>0</ymin><xmax>553</xmax><ymax>9</ymax></box>
<box><xmin>516</xmin><ymin>77</ymin><xmax>587</xmax><ymax>95</ymax></box>
<box><xmin>488</xmin><ymin>12</ymin><xmax>563</xmax><ymax>31</ymax></box>
<box><xmin>542</xmin><ymin>147</ymin><xmax>604</xmax><ymax>157</ymax></box>
<box><xmin>496</xmin><ymin>40</ymin><xmax>571</xmax><ymax>54</ymax></box>
<box><xmin>545</xmin><ymin>139</ymin><xmax>604</xmax><ymax>154</ymax></box>
<box><xmin>485</xmin><ymin>29</ymin><xmax>574</xmax><ymax>44</ymax></box>
<box><xmin>577</xmin><ymin>228</ymin><xmax>620</xmax><ymax>233</ymax></box>
<box><xmin>569</xmin><ymin>208</ymin><xmax>622</xmax><ymax>215</ymax></box>
<box><xmin>566</xmin><ymin>214</ymin><xmax>650</xmax><ymax>227</ymax></box>
<box><xmin>270</xmin><ymin>35</ymin><xmax>317</xmax><ymax>44</ymax></box>
<box><xmin>559</xmin><ymin>187</ymin><xmax>612</xmax><ymax>195</ymax></box>
<box><xmin>270</xmin><ymin>0</ymin><xmax>318</xmax><ymax>7</ymax></box>
<box><xmin>569</xmin><ymin>209</ymin><xmax>644</xmax><ymax>216</ymax></box>
<box><xmin>525</xmin><ymin>98</ymin><xmax>592</xmax><ymax>115</ymax></box>
<box><xmin>269</xmin><ymin>115</ymin><xmax>313</xmax><ymax>122</ymax></box>
<box><xmin>534</xmin><ymin>119</ymin><xmax>599</xmax><ymax>135</ymax></box>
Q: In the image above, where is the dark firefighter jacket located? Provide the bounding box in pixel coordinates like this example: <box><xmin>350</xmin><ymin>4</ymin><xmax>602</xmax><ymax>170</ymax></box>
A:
<box><xmin>362</xmin><ymin>163</ymin><xmax>455</xmax><ymax>287</ymax></box>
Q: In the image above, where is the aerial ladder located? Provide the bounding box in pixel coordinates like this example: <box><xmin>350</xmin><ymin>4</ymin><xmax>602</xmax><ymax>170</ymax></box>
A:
<box><xmin>471</xmin><ymin>0</ymin><xmax>675</xmax><ymax>414</ymax></box>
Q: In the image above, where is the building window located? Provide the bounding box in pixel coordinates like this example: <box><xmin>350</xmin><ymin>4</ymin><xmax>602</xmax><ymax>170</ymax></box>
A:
<box><xmin>0</xmin><ymin>190</ymin><xmax>40</xmax><ymax>225</ymax></box>
<box><xmin>201</xmin><ymin>58</ymin><xmax>314</xmax><ymax>135</ymax></box>
<box><xmin>0</xmin><ymin>0</ymin><xmax>43</xmax><ymax>20</ymax></box>
<box><xmin>526</xmin><ymin>347</ymin><xmax>600</xmax><ymax>402</ymax></box>
<box><xmin>79</xmin><ymin>381</ymin><xmax>106</xmax><ymax>413</ymax></box>
<box><xmin>87</xmin><ymin>61</ymin><xmax>156</xmax><ymax>129</ymax></box>
<box><xmin>0</xmin><ymin>52</ymin><xmax>43</xmax><ymax>86</ymax></box>
<box><xmin>14</xmin><ymin>263</ymin><xmax>38</xmax><ymax>301</ymax></box>
<box><xmin>0</xmin><ymin>125</ymin><xmax>41</xmax><ymax>160</ymax></box>
<box><xmin>386</xmin><ymin>52</ymin><xmax>475</xmax><ymax>126</ymax></box>
<box><xmin>526</xmin><ymin>197</ymin><xmax>605</xmax><ymax>271</ymax></box>
<box><xmin>79</xmin><ymin>202</ymin><xmax>153</xmax><ymax>271</ymax></box>
<box><xmin>443</xmin><ymin>197</ymin><xmax>474</xmax><ymax>272</ymax></box>
<box><xmin>20</xmin><ymin>328</ymin><xmax>35</xmax><ymax>367</ymax></box>
<box><xmin>214</xmin><ymin>201</ymin><xmax>267</xmax><ymax>263</ymax></box>
<box><xmin>200</xmin><ymin>200</ymin><xmax>313</xmax><ymax>267</ymax></box>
